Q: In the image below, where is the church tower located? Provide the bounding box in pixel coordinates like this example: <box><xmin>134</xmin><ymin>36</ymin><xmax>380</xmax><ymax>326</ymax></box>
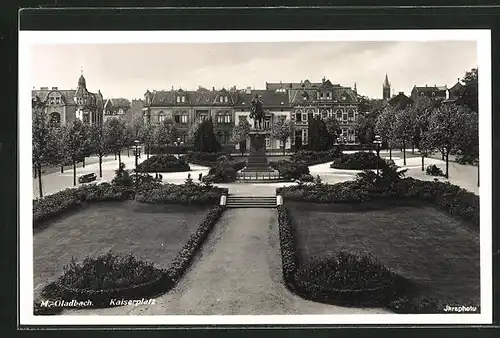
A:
<box><xmin>383</xmin><ymin>74</ymin><xmax>391</xmax><ymax>100</ymax></box>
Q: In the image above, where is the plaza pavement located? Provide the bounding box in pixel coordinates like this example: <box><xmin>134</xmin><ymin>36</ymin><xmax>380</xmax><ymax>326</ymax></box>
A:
<box><xmin>33</xmin><ymin>151</ymin><xmax>479</xmax><ymax>198</ymax></box>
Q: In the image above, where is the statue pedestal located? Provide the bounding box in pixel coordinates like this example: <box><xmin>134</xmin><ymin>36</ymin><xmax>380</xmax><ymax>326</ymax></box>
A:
<box><xmin>241</xmin><ymin>131</ymin><xmax>274</xmax><ymax>172</ymax></box>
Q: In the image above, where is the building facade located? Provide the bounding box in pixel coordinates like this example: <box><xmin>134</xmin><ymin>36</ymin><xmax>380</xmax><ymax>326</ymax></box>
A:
<box><xmin>103</xmin><ymin>98</ymin><xmax>131</xmax><ymax>122</ymax></box>
<box><xmin>142</xmin><ymin>78</ymin><xmax>360</xmax><ymax>150</ymax></box>
<box><xmin>31</xmin><ymin>73</ymin><xmax>104</xmax><ymax>126</ymax></box>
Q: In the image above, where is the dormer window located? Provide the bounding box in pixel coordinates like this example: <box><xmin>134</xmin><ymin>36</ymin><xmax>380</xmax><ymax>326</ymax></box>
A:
<box><xmin>55</xmin><ymin>97</ymin><xmax>61</xmax><ymax>104</ymax></box>
<box><xmin>181</xmin><ymin>96</ymin><xmax>186</xmax><ymax>103</ymax></box>
<box><xmin>219</xmin><ymin>96</ymin><xmax>224</xmax><ymax>103</ymax></box>
<box><xmin>176</xmin><ymin>96</ymin><xmax>180</xmax><ymax>103</ymax></box>
<box><xmin>224</xmin><ymin>96</ymin><xmax>228</xmax><ymax>103</ymax></box>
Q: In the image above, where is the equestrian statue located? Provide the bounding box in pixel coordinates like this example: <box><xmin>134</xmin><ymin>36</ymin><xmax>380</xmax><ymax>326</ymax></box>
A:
<box><xmin>250</xmin><ymin>94</ymin><xmax>264</xmax><ymax>129</ymax></box>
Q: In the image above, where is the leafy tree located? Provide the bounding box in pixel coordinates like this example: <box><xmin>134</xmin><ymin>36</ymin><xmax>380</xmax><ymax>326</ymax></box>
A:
<box><xmin>308</xmin><ymin>115</ymin><xmax>332</xmax><ymax>151</ymax></box>
<box><xmin>104</xmin><ymin>117</ymin><xmax>127</xmax><ymax>167</ymax></box>
<box><xmin>32</xmin><ymin>104</ymin><xmax>53</xmax><ymax>197</ymax></box>
<box><xmin>454</xmin><ymin>107</ymin><xmax>479</xmax><ymax>185</ymax></box>
<box><xmin>392</xmin><ymin>106</ymin><xmax>417</xmax><ymax>165</ymax></box>
<box><xmin>89</xmin><ymin>123</ymin><xmax>109</xmax><ymax>177</ymax></box>
<box><xmin>139</xmin><ymin>121</ymin><xmax>155</xmax><ymax>159</ymax></box>
<box><xmin>271</xmin><ymin>118</ymin><xmax>294</xmax><ymax>155</ymax></box>
<box><xmin>153</xmin><ymin>119</ymin><xmax>177</xmax><ymax>155</ymax></box>
<box><xmin>324</xmin><ymin>116</ymin><xmax>340</xmax><ymax>141</ymax></box>
<box><xmin>230</xmin><ymin>117</ymin><xmax>251</xmax><ymax>155</ymax></box>
<box><xmin>426</xmin><ymin>104</ymin><xmax>471</xmax><ymax>178</ymax></box>
<box><xmin>461</xmin><ymin>68</ymin><xmax>478</xmax><ymax>113</ymax></box>
<box><xmin>354</xmin><ymin>113</ymin><xmax>376</xmax><ymax>146</ymax></box>
<box><xmin>375</xmin><ymin>106</ymin><xmax>397</xmax><ymax>160</ymax></box>
<box><xmin>64</xmin><ymin>119</ymin><xmax>88</xmax><ymax>186</ymax></box>
<box><xmin>192</xmin><ymin>118</ymin><xmax>221</xmax><ymax>153</ymax></box>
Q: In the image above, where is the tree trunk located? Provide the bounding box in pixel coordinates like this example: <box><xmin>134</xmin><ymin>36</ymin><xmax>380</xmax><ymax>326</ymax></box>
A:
<box><xmin>99</xmin><ymin>155</ymin><xmax>103</xmax><ymax>177</ymax></box>
<box><xmin>403</xmin><ymin>140</ymin><xmax>406</xmax><ymax>165</ymax></box>
<box><xmin>114</xmin><ymin>153</ymin><xmax>117</xmax><ymax>160</ymax></box>
<box><xmin>283</xmin><ymin>143</ymin><xmax>286</xmax><ymax>155</ymax></box>
<box><xmin>118</xmin><ymin>152</ymin><xmax>122</xmax><ymax>167</ymax></box>
<box><xmin>61</xmin><ymin>165</ymin><xmax>64</xmax><ymax>173</ymax></box>
<box><xmin>83</xmin><ymin>157</ymin><xmax>85</xmax><ymax>168</ymax></box>
<box><xmin>34</xmin><ymin>167</ymin><xmax>37</xmax><ymax>178</ymax></box>
<box><xmin>127</xmin><ymin>147</ymin><xmax>130</xmax><ymax>157</ymax></box>
<box><xmin>441</xmin><ymin>149</ymin><xmax>445</xmax><ymax>160</ymax></box>
<box><xmin>421</xmin><ymin>155</ymin><xmax>425</xmax><ymax>171</ymax></box>
<box><xmin>477</xmin><ymin>161</ymin><xmax>480</xmax><ymax>187</ymax></box>
<box><xmin>37</xmin><ymin>165</ymin><xmax>43</xmax><ymax>198</ymax></box>
<box><xmin>445</xmin><ymin>150</ymin><xmax>450</xmax><ymax>179</ymax></box>
<box><xmin>73</xmin><ymin>162</ymin><xmax>77</xmax><ymax>186</ymax></box>
<box><xmin>389</xmin><ymin>147</ymin><xmax>392</xmax><ymax>160</ymax></box>
<box><xmin>412</xmin><ymin>143</ymin><xmax>415</xmax><ymax>154</ymax></box>
<box><xmin>147</xmin><ymin>147</ymin><xmax>150</xmax><ymax>159</ymax></box>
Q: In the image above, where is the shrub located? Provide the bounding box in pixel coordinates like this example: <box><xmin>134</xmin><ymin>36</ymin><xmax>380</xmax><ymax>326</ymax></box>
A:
<box><xmin>136</xmin><ymin>155</ymin><xmax>191</xmax><ymax>173</ymax></box>
<box><xmin>294</xmin><ymin>251</ymin><xmax>396</xmax><ymax>306</ymax></box>
<box><xmin>111</xmin><ymin>162</ymin><xmax>134</xmax><ymax>187</ymax></box>
<box><xmin>277</xmin><ymin>181</ymin><xmax>371</xmax><ymax>203</ymax></box>
<box><xmin>330</xmin><ymin>151</ymin><xmax>386</xmax><ymax>170</ymax></box>
<box><xmin>270</xmin><ymin>160</ymin><xmax>310</xmax><ymax>180</ymax></box>
<box><xmin>300</xmin><ymin>174</ymin><xmax>314</xmax><ymax>182</ymax></box>
<box><xmin>167</xmin><ymin>206</ymin><xmax>225</xmax><ymax>283</ymax></box>
<box><xmin>135</xmin><ymin>183</ymin><xmax>228</xmax><ymax>205</ymax></box>
<box><xmin>207</xmin><ymin>160</ymin><xmax>245</xmax><ymax>183</ymax></box>
<box><xmin>182</xmin><ymin>152</ymin><xmax>231</xmax><ymax>166</ymax></box>
<box><xmin>277</xmin><ymin>206</ymin><xmax>298</xmax><ymax>286</ymax></box>
<box><xmin>41</xmin><ymin>252</ymin><xmax>167</xmax><ymax>308</ymax></box>
<box><xmin>426</xmin><ymin>164</ymin><xmax>445</xmax><ymax>177</ymax></box>
<box><xmin>290</xmin><ymin>148</ymin><xmax>342</xmax><ymax>165</ymax></box>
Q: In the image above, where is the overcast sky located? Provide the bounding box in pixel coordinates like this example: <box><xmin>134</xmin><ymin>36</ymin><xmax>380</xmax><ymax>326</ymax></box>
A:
<box><xmin>30</xmin><ymin>41</ymin><xmax>477</xmax><ymax>100</ymax></box>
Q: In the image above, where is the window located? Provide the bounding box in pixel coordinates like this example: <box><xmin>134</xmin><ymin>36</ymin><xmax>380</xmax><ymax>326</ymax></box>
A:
<box><xmin>225</xmin><ymin>114</ymin><xmax>231</xmax><ymax>123</ymax></box>
<box><xmin>224</xmin><ymin>96</ymin><xmax>228</xmax><ymax>103</ymax></box>
<box><xmin>265</xmin><ymin>137</ymin><xmax>271</xmax><ymax>148</ymax></box>
<box><xmin>302</xmin><ymin>113</ymin><xmax>308</xmax><ymax>122</ymax></box>
<box><xmin>348</xmin><ymin>110</ymin><xmax>354</xmax><ymax>122</ymax></box>
<box><xmin>343</xmin><ymin>113</ymin><xmax>348</xmax><ymax>121</ymax></box>
<box><xmin>181</xmin><ymin>114</ymin><xmax>188</xmax><ymax>124</ymax></box>
<box><xmin>158</xmin><ymin>112</ymin><xmax>165</xmax><ymax>123</ymax></box>
<box><xmin>176</xmin><ymin>96</ymin><xmax>180</xmax><ymax>103</ymax></box>
<box><xmin>220</xmin><ymin>96</ymin><xmax>224</xmax><ymax>103</ymax></box>
<box><xmin>302</xmin><ymin>129</ymin><xmax>308</xmax><ymax>145</ymax></box>
<box><xmin>55</xmin><ymin>97</ymin><xmax>61</xmax><ymax>104</ymax></box>
<box><xmin>432</xmin><ymin>92</ymin><xmax>436</xmax><ymax>97</ymax></box>
<box><xmin>50</xmin><ymin>112</ymin><xmax>60</xmax><ymax>126</ymax></box>
<box><xmin>181</xmin><ymin>96</ymin><xmax>186</xmax><ymax>103</ymax></box>
<box><xmin>336</xmin><ymin>110</ymin><xmax>342</xmax><ymax>119</ymax></box>
<box><xmin>321</xmin><ymin>110</ymin><xmax>328</xmax><ymax>119</ymax></box>
<box><xmin>421</xmin><ymin>92</ymin><xmax>425</xmax><ymax>96</ymax></box>
<box><xmin>327</xmin><ymin>92</ymin><xmax>331</xmax><ymax>99</ymax></box>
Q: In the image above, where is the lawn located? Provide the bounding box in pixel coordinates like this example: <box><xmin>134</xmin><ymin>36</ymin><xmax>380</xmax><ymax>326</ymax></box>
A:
<box><xmin>287</xmin><ymin>200</ymin><xmax>480</xmax><ymax>305</ymax></box>
<box><xmin>33</xmin><ymin>200</ymin><xmax>210</xmax><ymax>298</ymax></box>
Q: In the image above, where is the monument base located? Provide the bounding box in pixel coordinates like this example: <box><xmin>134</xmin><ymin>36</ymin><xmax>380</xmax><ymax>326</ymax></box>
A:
<box><xmin>242</xmin><ymin>131</ymin><xmax>273</xmax><ymax>172</ymax></box>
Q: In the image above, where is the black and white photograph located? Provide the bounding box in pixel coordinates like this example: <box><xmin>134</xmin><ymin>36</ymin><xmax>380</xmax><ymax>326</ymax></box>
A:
<box><xmin>19</xmin><ymin>30</ymin><xmax>492</xmax><ymax>326</ymax></box>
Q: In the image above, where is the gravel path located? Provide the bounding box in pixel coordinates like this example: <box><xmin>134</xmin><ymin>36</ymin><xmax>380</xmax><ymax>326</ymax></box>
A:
<box><xmin>65</xmin><ymin>208</ymin><xmax>389</xmax><ymax>315</ymax></box>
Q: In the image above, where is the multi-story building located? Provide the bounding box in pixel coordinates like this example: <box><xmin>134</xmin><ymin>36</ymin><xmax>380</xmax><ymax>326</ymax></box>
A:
<box><xmin>388</xmin><ymin>91</ymin><xmax>414</xmax><ymax>110</ymax></box>
<box><xmin>103</xmin><ymin>98</ymin><xmax>131</xmax><ymax>122</ymax></box>
<box><xmin>410</xmin><ymin>84</ymin><xmax>448</xmax><ymax>101</ymax></box>
<box><xmin>31</xmin><ymin>72</ymin><xmax>104</xmax><ymax>126</ymax></box>
<box><xmin>142</xmin><ymin>77</ymin><xmax>360</xmax><ymax>151</ymax></box>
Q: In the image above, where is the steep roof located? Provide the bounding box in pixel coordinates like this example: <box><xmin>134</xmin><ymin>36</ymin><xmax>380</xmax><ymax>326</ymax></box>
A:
<box><xmin>388</xmin><ymin>92</ymin><xmax>414</xmax><ymax>109</ymax></box>
<box><xmin>32</xmin><ymin>89</ymin><xmax>77</xmax><ymax>105</ymax></box>
<box><xmin>235</xmin><ymin>89</ymin><xmax>290</xmax><ymax>107</ymax></box>
<box><xmin>383</xmin><ymin>74</ymin><xmax>390</xmax><ymax>88</ymax></box>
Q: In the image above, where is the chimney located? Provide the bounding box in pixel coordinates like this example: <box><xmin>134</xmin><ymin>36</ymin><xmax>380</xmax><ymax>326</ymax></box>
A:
<box><xmin>245</xmin><ymin>86</ymin><xmax>251</xmax><ymax>94</ymax></box>
<box><xmin>52</xmin><ymin>87</ymin><xmax>58</xmax><ymax>90</ymax></box>
<box><xmin>322</xmin><ymin>76</ymin><xmax>326</xmax><ymax>84</ymax></box>
<box><xmin>399</xmin><ymin>91</ymin><xmax>404</xmax><ymax>95</ymax></box>
<box><xmin>40</xmin><ymin>87</ymin><xmax>48</xmax><ymax>90</ymax></box>
<box><xmin>425</xmin><ymin>84</ymin><xmax>428</xmax><ymax>87</ymax></box>
<box><xmin>212</xmin><ymin>87</ymin><xmax>215</xmax><ymax>91</ymax></box>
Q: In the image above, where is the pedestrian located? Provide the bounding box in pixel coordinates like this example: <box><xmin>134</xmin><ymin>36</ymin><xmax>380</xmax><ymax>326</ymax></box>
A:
<box><xmin>159</xmin><ymin>173</ymin><xmax>163</xmax><ymax>180</ymax></box>
<box><xmin>198</xmin><ymin>173</ymin><xmax>202</xmax><ymax>181</ymax></box>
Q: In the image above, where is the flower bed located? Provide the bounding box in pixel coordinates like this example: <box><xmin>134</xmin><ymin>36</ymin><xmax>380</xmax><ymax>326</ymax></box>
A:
<box><xmin>293</xmin><ymin>253</ymin><xmax>396</xmax><ymax>306</ymax></box>
<box><xmin>166</xmin><ymin>206</ymin><xmax>225</xmax><ymax>284</ymax></box>
<box><xmin>277</xmin><ymin>206</ymin><xmax>298</xmax><ymax>287</ymax></box>
<box><xmin>330</xmin><ymin>151</ymin><xmax>386</xmax><ymax>170</ymax></box>
<box><xmin>136</xmin><ymin>155</ymin><xmax>191</xmax><ymax>173</ymax></box>
<box><xmin>40</xmin><ymin>252</ymin><xmax>170</xmax><ymax>308</ymax></box>
<box><xmin>135</xmin><ymin>183</ymin><xmax>228</xmax><ymax>205</ymax></box>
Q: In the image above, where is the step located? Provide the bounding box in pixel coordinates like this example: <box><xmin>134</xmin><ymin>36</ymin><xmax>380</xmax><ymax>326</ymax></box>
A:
<box><xmin>226</xmin><ymin>205</ymin><xmax>276</xmax><ymax>208</ymax></box>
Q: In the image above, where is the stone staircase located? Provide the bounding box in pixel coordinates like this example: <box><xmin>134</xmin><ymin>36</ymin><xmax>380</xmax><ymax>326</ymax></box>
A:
<box><xmin>225</xmin><ymin>195</ymin><xmax>277</xmax><ymax>208</ymax></box>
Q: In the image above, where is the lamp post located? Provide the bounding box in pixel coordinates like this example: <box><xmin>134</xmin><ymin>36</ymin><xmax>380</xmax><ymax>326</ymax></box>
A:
<box><xmin>174</xmin><ymin>137</ymin><xmax>184</xmax><ymax>158</ymax></box>
<box><xmin>373</xmin><ymin>135</ymin><xmax>382</xmax><ymax>177</ymax></box>
<box><xmin>133</xmin><ymin>140</ymin><xmax>140</xmax><ymax>180</ymax></box>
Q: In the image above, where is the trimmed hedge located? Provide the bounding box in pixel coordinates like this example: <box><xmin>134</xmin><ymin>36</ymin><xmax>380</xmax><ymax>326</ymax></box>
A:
<box><xmin>277</xmin><ymin>178</ymin><xmax>479</xmax><ymax>229</ymax></box>
<box><xmin>136</xmin><ymin>155</ymin><xmax>191</xmax><ymax>173</ymax></box>
<box><xmin>330</xmin><ymin>151</ymin><xmax>387</xmax><ymax>170</ymax></box>
<box><xmin>182</xmin><ymin>151</ymin><xmax>231</xmax><ymax>166</ymax></box>
<box><xmin>135</xmin><ymin>183</ymin><xmax>228</xmax><ymax>205</ymax></box>
<box><xmin>166</xmin><ymin>206</ymin><xmax>225</xmax><ymax>284</ymax></box>
<box><xmin>277</xmin><ymin>206</ymin><xmax>299</xmax><ymax>287</ymax></box>
<box><xmin>33</xmin><ymin>184</ymin><xmax>131</xmax><ymax>229</ymax></box>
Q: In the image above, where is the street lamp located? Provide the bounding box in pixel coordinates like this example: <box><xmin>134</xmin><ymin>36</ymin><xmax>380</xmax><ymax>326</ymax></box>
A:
<box><xmin>373</xmin><ymin>135</ymin><xmax>382</xmax><ymax>177</ymax></box>
<box><xmin>133</xmin><ymin>140</ymin><xmax>141</xmax><ymax>179</ymax></box>
<box><xmin>174</xmin><ymin>137</ymin><xmax>184</xmax><ymax>158</ymax></box>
